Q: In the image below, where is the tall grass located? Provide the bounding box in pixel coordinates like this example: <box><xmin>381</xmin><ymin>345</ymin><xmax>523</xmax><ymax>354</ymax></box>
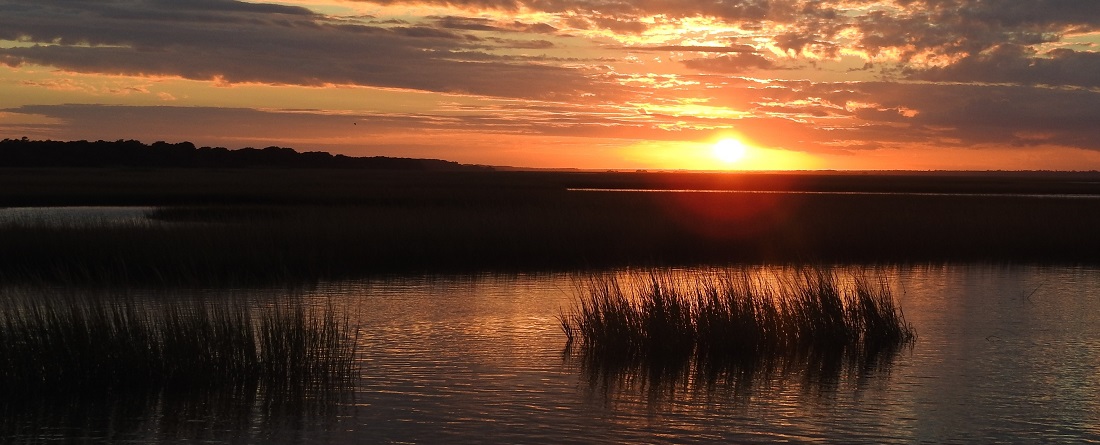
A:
<box><xmin>0</xmin><ymin>294</ymin><xmax>358</xmax><ymax>399</ymax></box>
<box><xmin>560</xmin><ymin>268</ymin><xmax>914</xmax><ymax>385</ymax></box>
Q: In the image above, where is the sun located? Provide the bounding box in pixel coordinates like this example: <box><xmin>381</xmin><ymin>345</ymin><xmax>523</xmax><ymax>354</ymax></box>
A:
<box><xmin>713</xmin><ymin>138</ymin><xmax>747</xmax><ymax>163</ymax></box>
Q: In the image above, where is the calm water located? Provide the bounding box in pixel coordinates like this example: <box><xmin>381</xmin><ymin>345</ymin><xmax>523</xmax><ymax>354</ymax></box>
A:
<box><xmin>5</xmin><ymin>265</ymin><xmax>1100</xmax><ymax>443</ymax></box>
<box><xmin>567</xmin><ymin>188</ymin><xmax>1100</xmax><ymax>199</ymax></box>
<box><xmin>0</xmin><ymin>206</ymin><xmax>154</xmax><ymax>227</ymax></box>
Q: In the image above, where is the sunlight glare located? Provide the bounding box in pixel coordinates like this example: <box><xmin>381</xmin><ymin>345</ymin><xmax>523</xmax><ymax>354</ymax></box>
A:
<box><xmin>713</xmin><ymin>138</ymin><xmax>747</xmax><ymax>163</ymax></box>
<box><xmin>621</xmin><ymin>139</ymin><xmax>820</xmax><ymax>171</ymax></box>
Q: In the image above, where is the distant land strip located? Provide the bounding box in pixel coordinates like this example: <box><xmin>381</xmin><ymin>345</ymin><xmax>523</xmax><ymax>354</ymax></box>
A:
<box><xmin>0</xmin><ymin>138</ymin><xmax>493</xmax><ymax>171</ymax></box>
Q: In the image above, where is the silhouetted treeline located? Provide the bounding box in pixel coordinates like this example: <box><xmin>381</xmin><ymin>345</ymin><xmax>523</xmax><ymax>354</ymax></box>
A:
<box><xmin>0</xmin><ymin>138</ymin><xmax>491</xmax><ymax>171</ymax></box>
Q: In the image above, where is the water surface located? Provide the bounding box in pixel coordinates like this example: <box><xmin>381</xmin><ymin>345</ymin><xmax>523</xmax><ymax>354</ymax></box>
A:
<box><xmin>4</xmin><ymin>265</ymin><xmax>1100</xmax><ymax>443</ymax></box>
<box><xmin>0</xmin><ymin>206</ymin><xmax>153</xmax><ymax>227</ymax></box>
<box><xmin>568</xmin><ymin>187</ymin><xmax>1100</xmax><ymax>200</ymax></box>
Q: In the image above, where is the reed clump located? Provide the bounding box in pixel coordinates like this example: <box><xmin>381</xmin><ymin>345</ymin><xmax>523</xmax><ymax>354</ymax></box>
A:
<box><xmin>0</xmin><ymin>295</ymin><xmax>357</xmax><ymax>398</ymax></box>
<box><xmin>560</xmin><ymin>268</ymin><xmax>914</xmax><ymax>371</ymax></box>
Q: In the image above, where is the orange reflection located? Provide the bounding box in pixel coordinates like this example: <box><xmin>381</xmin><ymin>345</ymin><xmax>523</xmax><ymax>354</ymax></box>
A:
<box><xmin>665</xmin><ymin>191</ymin><xmax>792</xmax><ymax>243</ymax></box>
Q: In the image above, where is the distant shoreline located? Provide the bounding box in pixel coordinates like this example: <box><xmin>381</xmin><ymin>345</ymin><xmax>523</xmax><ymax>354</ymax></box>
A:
<box><xmin>0</xmin><ymin>138</ymin><xmax>492</xmax><ymax>171</ymax></box>
<box><xmin>4</xmin><ymin>164</ymin><xmax>1100</xmax><ymax>208</ymax></box>
<box><xmin>7</xmin><ymin>138</ymin><xmax>1100</xmax><ymax>175</ymax></box>
<box><xmin>4</xmin><ymin>165</ymin><xmax>1100</xmax><ymax>286</ymax></box>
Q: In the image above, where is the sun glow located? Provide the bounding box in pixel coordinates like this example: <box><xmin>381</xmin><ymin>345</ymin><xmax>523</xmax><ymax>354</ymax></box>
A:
<box><xmin>713</xmin><ymin>138</ymin><xmax>747</xmax><ymax>163</ymax></box>
<box><xmin>622</xmin><ymin>139</ymin><xmax>819</xmax><ymax>171</ymax></box>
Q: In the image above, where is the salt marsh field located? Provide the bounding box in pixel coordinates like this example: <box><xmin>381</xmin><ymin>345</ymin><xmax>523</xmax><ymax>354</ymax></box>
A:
<box><xmin>4</xmin><ymin>169</ymin><xmax>1100</xmax><ymax>443</ymax></box>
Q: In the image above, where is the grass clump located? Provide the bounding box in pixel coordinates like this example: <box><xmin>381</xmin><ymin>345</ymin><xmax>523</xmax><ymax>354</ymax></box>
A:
<box><xmin>560</xmin><ymin>268</ymin><xmax>914</xmax><ymax>377</ymax></box>
<box><xmin>0</xmin><ymin>294</ymin><xmax>357</xmax><ymax>399</ymax></box>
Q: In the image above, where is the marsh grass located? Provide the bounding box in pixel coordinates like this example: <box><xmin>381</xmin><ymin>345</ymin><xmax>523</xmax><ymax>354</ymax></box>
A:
<box><xmin>0</xmin><ymin>294</ymin><xmax>357</xmax><ymax>400</ymax></box>
<box><xmin>3</xmin><ymin>169</ymin><xmax>1100</xmax><ymax>286</ymax></box>
<box><xmin>560</xmin><ymin>268</ymin><xmax>914</xmax><ymax>390</ymax></box>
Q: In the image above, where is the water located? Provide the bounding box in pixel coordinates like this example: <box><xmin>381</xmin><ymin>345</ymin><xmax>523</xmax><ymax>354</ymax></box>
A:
<box><xmin>4</xmin><ymin>265</ymin><xmax>1100</xmax><ymax>443</ymax></box>
<box><xmin>567</xmin><ymin>188</ymin><xmax>1100</xmax><ymax>199</ymax></box>
<box><xmin>0</xmin><ymin>206</ymin><xmax>154</xmax><ymax>227</ymax></box>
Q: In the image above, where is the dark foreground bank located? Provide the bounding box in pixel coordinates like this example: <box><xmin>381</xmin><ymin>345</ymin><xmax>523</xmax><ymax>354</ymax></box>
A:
<box><xmin>3</xmin><ymin>169</ymin><xmax>1100</xmax><ymax>285</ymax></box>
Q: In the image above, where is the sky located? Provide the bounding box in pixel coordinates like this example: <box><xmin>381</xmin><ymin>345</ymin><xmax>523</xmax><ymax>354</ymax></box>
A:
<box><xmin>2</xmin><ymin>0</ymin><xmax>1100</xmax><ymax>170</ymax></box>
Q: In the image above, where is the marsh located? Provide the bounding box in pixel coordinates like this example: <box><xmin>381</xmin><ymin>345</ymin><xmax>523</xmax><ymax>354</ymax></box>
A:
<box><xmin>3</xmin><ymin>169</ymin><xmax>1100</xmax><ymax>443</ymax></box>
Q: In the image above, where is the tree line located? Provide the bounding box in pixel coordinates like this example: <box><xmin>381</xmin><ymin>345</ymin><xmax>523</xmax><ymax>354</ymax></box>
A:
<box><xmin>0</xmin><ymin>138</ymin><xmax>491</xmax><ymax>170</ymax></box>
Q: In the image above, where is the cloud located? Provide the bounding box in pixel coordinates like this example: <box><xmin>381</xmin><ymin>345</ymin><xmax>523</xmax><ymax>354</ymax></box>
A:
<box><xmin>628</xmin><ymin>45</ymin><xmax>758</xmax><ymax>53</ymax></box>
<box><xmin>848</xmin><ymin>0</ymin><xmax>1099</xmax><ymax>62</ymax></box>
<box><xmin>9</xmin><ymin>0</ymin><xmax>1091</xmax><ymax>94</ymax></box>
<box><xmin>589</xmin><ymin>16</ymin><xmax>649</xmax><ymax>34</ymax></box>
<box><xmin>349</xmin><ymin>0</ymin><xmax>1100</xmax><ymax>85</ymax></box>
<box><xmin>0</xmin><ymin>102</ymin><xmax>697</xmax><ymax>143</ymax></box>
<box><xmin>362</xmin><ymin>0</ymin><xmax>802</xmax><ymax>21</ymax></box>
<box><xmin>434</xmin><ymin>16</ymin><xmax>506</xmax><ymax>31</ymax></box>
<box><xmin>5</xmin><ymin>0</ymin><xmax>1100</xmax><ymax>165</ymax></box>
<box><xmin>910</xmin><ymin>44</ymin><xmax>1100</xmax><ymax>88</ymax></box>
<box><xmin>681</xmin><ymin>53</ymin><xmax>776</xmax><ymax>73</ymax></box>
<box><xmin>811</xmin><ymin>82</ymin><xmax>1100</xmax><ymax>149</ymax></box>
<box><xmin>680</xmin><ymin>78</ymin><xmax>1100</xmax><ymax>152</ymax></box>
<box><xmin>149</xmin><ymin>0</ymin><xmax>315</xmax><ymax>15</ymax></box>
<box><xmin>0</xmin><ymin>0</ymin><xmax>609</xmax><ymax>100</ymax></box>
<box><xmin>482</xmin><ymin>38</ymin><xmax>556</xmax><ymax>49</ymax></box>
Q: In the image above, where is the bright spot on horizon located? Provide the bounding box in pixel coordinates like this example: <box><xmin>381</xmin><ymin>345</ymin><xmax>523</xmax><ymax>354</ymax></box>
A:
<box><xmin>713</xmin><ymin>138</ymin><xmax>747</xmax><ymax>164</ymax></box>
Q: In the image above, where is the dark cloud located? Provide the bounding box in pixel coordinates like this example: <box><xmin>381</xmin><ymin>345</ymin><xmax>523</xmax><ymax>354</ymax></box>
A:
<box><xmin>353</xmin><ymin>0</ymin><xmax>1100</xmax><ymax>89</ymax></box>
<box><xmin>852</xmin><ymin>10</ymin><xmax>1057</xmax><ymax>63</ymax></box>
<box><xmin>430</xmin><ymin>16</ymin><xmax>559</xmax><ymax>34</ymax></box>
<box><xmin>675</xmin><ymin>78</ymin><xmax>1100</xmax><ymax>152</ymax></box>
<box><xmin>3</xmin><ymin>100</ymin><xmax>791</xmax><ymax>146</ymax></box>
<box><xmin>936</xmin><ymin>0</ymin><xmax>1100</xmax><ymax>28</ymax></box>
<box><xmin>911</xmin><ymin>45</ymin><xmax>1100</xmax><ymax>88</ymax></box>
<box><xmin>345</xmin><ymin>0</ymin><xmax>1100</xmax><ymax>45</ymax></box>
<box><xmin>629</xmin><ymin>45</ymin><xmax>758</xmax><ymax>53</ymax></box>
<box><xmin>773</xmin><ymin>33</ymin><xmax>839</xmax><ymax>58</ymax></box>
<box><xmin>517</xmin><ymin>22</ymin><xmax>559</xmax><ymax>34</ymax></box>
<box><xmin>809</xmin><ymin>82</ymin><xmax>1100</xmax><ymax>149</ymax></box>
<box><xmin>849</xmin><ymin>0</ymin><xmax>1099</xmax><ymax>62</ymax></box>
<box><xmin>0</xmin><ymin>0</ymin><xmax>608</xmax><ymax>100</ymax></box>
<box><xmin>427</xmin><ymin>16</ymin><xmax>561</xmax><ymax>50</ymax></box>
<box><xmin>358</xmin><ymin>0</ymin><xmax>802</xmax><ymax>22</ymax></box>
<box><xmin>391</xmin><ymin>26</ymin><xmax>467</xmax><ymax>39</ymax></box>
<box><xmin>681</xmin><ymin>53</ymin><xmax>776</xmax><ymax>73</ymax></box>
<box><xmin>2</xmin><ymin>104</ymin><xmax>351</xmax><ymax>140</ymax></box>
<box><xmin>482</xmin><ymin>38</ymin><xmax>556</xmax><ymax>49</ymax></box>
<box><xmin>590</xmin><ymin>16</ymin><xmax>648</xmax><ymax>34</ymax></box>
<box><xmin>909</xmin><ymin>86</ymin><xmax>1100</xmax><ymax>148</ymax></box>
<box><xmin>0</xmin><ymin>103</ymin><xmax>665</xmax><ymax>141</ymax></box>
<box><xmin>147</xmin><ymin>0</ymin><xmax>315</xmax><ymax>15</ymax></box>
<box><xmin>434</xmin><ymin>16</ymin><xmax>505</xmax><ymax>31</ymax></box>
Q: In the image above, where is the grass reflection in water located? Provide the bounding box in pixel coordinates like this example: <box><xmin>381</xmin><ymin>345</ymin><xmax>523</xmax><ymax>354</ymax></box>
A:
<box><xmin>560</xmin><ymin>268</ymin><xmax>915</xmax><ymax>395</ymax></box>
<box><xmin>0</xmin><ymin>293</ymin><xmax>357</xmax><ymax>441</ymax></box>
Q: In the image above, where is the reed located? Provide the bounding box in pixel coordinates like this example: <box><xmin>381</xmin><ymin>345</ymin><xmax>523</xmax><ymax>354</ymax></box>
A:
<box><xmin>560</xmin><ymin>268</ymin><xmax>914</xmax><ymax>373</ymax></box>
<box><xmin>0</xmin><ymin>294</ymin><xmax>357</xmax><ymax>398</ymax></box>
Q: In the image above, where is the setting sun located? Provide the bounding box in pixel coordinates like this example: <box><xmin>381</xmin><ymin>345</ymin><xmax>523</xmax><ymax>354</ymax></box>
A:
<box><xmin>713</xmin><ymin>139</ymin><xmax>748</xmax><ymax>163</ymax></box>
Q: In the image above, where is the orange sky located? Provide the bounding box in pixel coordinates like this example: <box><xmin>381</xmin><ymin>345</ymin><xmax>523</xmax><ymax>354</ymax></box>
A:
<box><xmin>2</xmin><ymin>0</ymin><xmax>1100</xmax><ymax>170</ymax></box>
